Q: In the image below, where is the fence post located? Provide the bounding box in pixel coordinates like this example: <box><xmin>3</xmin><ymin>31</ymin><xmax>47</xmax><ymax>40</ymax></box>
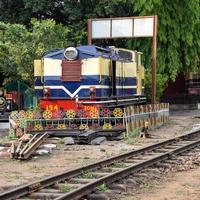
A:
<box><xmin>124</xmin><ymin>107</ymin><xmax>129</xmax><ymax>138</ymax></box>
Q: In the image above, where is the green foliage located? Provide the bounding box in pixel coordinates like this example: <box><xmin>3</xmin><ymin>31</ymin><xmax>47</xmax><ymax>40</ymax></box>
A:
<box><xmin>144</xmin><ymin>69</ymin><xmax>168</xmax><ymax>100</ymax></box>
<box><xmin>112</xmin><ymin>161</ymin><xmax>128</xmax><ymax>168</ymax></box>
<box><xmin>0</xmin><ymin>19</ymin><xmax>71</xmax><ymax>85</ymax></box>
<box><xmin>59</xmin><ymin>183</ymin><xmax>71</xmax><ymax>193</ymax></box>
<box><xmin>96</xmin><ymin>183</ymin><xmax>108</xmax><ymax>191</ymax></box>
<box><xmin>77</xmin><ymin>172</ymin><xmax>94</xmax><ymax>179</ymax></box>
<box><xmin>128</xmin><ymin>0</ymin><xmax>200</xmax><ymax>99</ymax></box>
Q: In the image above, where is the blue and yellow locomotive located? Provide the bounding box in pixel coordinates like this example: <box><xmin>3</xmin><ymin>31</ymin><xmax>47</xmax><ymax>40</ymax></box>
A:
<box><xmin>34</xmin><ymin>45</ymin><xmax>145</xmax><ymax>114</ymax></box>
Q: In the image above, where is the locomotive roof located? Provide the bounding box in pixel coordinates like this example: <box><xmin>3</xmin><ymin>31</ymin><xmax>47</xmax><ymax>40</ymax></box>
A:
<box><xmin>43</xmin><ymin>45</ymin><xmax>133</xmax><ymax>62</ymax></box>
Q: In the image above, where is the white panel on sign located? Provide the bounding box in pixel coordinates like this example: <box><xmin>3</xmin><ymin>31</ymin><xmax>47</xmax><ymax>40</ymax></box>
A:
<box><xmin>134</xmin><ymin>18</ymin><xmax>154</xmax><ymax>37</ymax></box>
<box><xmin>92</xmin><ymin>20</ymin><xmax>111</xmax><ymax>38</ymax></box>
<box><xmin>112</xmin><ymin>19</ymin><xmax>133</xmax><ymax>37</ymax></box>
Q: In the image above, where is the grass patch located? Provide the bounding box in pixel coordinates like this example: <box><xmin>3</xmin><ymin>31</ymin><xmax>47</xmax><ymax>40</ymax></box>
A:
<box><xmin>125</xmin><ymin>129</ymin><xmax>140</xmax><ymax>145</ymax></box>
<box><xmin>59</xmin><ymin>183</ymin><xmax>71</xmax><ymax>193</ymax></box>
<box><xmin>96</xmin><ymin>183</ymin><xmax>108</xmax><ymax>191</ymax></box>
<box><xmin>128</xmin><ymin>129</ymin><xmax>140</xmax><ymax>137</ymax></box>
<box><xmin>8</xmin><ymin>133</ymin><xmax>18</xmax><ymax>140</ymax></box>
<box><xmin>125</xmin><ymin>137</ymin><xmax>139</xmax><ymax>145</ymax></box>
<box><xmin>112</xmin><ymin>161</ymin><xmax>128</xmax><ymax>168</ymax></box>
<box><xmin>77</xmin><ymin>172</ymin><xmax>94</xmax><ymax>179</ymax></box>
<box><xmin>58</xmin><ymin>138</ymin><xmax>65</xmax><ymax>145</ymax></box>
<box><xmin>143</xmin><ymin>182</ymin><xmax>156</xmax><ymax>189</ymax></box>
<box><xmin>0</xmin><ymin>134</ymin><xmax>18</xmax><ymax>142</ymax></box>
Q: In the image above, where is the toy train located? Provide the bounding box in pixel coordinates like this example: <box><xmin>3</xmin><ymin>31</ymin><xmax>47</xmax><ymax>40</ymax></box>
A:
<box><xmin>34</xmin><ymin>45</ymin><xmax>146</xmax><ymax>117</ymax></box>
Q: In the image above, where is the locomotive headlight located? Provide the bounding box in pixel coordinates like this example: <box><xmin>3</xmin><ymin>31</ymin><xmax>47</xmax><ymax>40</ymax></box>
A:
<box><xmin>64</xmin><ymin>47</ymin><xmax>78</xmax><ymax>60</ymax></box>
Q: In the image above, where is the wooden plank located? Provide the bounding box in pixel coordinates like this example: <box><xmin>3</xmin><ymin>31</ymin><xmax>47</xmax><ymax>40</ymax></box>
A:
<box><xmin>20</xmin><ymin>133</ymin><xmax>48</xmax><ymax>159</ymax></box>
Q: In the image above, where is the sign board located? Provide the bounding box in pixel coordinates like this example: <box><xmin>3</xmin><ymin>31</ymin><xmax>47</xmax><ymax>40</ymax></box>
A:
<box><xmin>91</xmin><ymin>16</ymin><xmax>154</xmax><ymax>39</ymax></box>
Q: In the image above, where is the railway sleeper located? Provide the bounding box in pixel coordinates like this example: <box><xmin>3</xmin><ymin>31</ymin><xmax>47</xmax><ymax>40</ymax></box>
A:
<box><xmin>28</xmin><ymin>192</ymin><xmax>62</xmax><ymax>199</ymax></box>
<box><xmin>142</xmin><ymin>168</ymin><xmax>161</xmax><ymax>174</ymax></box>
<box><xmin>40</xmin><ymin>189</ymin><xmax>62</xmax><ymax>193</ymax></box>
<box><xmin>109</xmin><ymin>184</ymin><xmax>127</xmax><ymax>192</ymax></box>
<box><xmin>155</xmin><ymin>162</ymin><xmax>173</xmax><ymax>168</ymax></box>
<box><xmin>87</xmin><ymin>193</ymin><xmax>110</xmax><ymax>200</ymax></box>
<box><xmin>70</xmin><ymin>178</ymin><xmax>97</xmax><ymax>184</ymax></box>
<box><xmin>96</xmin><ymin>189</ymin><xmax>121</xmax><ymax>198</ymax></box>
<box><xmin>53</xmin><ymin>183</ymin><xmax>83</xmax><ymax>190</ymax></box>
<box><xmin>164</xmin><ymin>159</ymin><xmax>181</xmax><ymax>164</ymax></box>
<box><xmin>123</xmin><ymin>159</ymin><xmax>141</xmax><ymax>163</ymax></box>
<box><xmin>92</xmin><ymin>172</ymin><xmax>111</xmax><ymax>178</ymax></box>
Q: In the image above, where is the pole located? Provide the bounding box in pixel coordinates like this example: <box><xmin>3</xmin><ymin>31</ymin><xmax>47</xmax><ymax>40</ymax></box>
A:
<box><xmin>152</xmin><ymin>15</ymin><xmax>158</xmax><ymax>106</ymax></box>
<box><xmin>87</xmin><ymin>19</ymin><xmax>92</xmax><ymax>45</ymax></box>
<box><xmin>17</xmin><ymin>80</ymin><xmax>20</xmax><ymax>111</ymax></box>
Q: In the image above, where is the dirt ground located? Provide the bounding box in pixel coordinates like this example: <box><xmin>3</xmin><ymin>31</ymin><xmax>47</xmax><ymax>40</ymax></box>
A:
<box><xmin>122</xmin><ymin>167</ymin><xmax>200</xmax><ymax>200</ymax></box>
<box><xmin>0</xmin><ymin>109</ymin><xmax>200</xmax><ymax>199</ymax></box>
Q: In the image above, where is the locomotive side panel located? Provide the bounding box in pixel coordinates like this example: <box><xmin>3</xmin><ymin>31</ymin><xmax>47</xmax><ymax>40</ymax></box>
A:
<box><xmin>34</xmin><ymin>59</ymin><xmax>44</xmax><ymax>97</ymax></box>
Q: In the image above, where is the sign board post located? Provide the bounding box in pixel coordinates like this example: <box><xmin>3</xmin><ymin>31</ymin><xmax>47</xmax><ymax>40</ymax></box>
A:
<box><xmin>152</xmin><ymin>15</ymin><xmax>157</xmax><ymax>106</ymax></box>
<box><xmin>87</xmin><ymin>16</ymin><xmax>157</xmax><ymax>105</ymax></box>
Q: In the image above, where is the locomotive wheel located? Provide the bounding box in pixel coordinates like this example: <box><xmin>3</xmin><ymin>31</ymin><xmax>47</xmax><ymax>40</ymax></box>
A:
<box><xmin>66</xmin><ymin>110</ymin><xmax>76</xmax><ymax>119</ymax></box>
<box><xmin>18</xmin><ymin>110</ymin><xmax>26</xmax><ymax>119</ymax></box>
<box><xmin>26</xmin><ymin>111</ymin><xmax>34</xmax><ymax>119</ymax></box>
<box><xmin>34</xmin><ymin>124</ymin><xmax>43</xmax><ymax>131</ymax></box>
<box><xmin>103</xmin><ymin>123</ymin><xmax>112</xmax><ymax>130</ymax></box>
<box><xmin>10</xmin><ymin>111</ymin><xmax>18</xmax><ymax>120</ymax></box>
<box><xmin>113</xmin><ymin>108</ymin><xmax>123</xmax><ymax>117</ymax></box>
<box><xmin>100</xmin><ymin>108</ymin><xmax>110</xmax><ymax>117</ymax></box>
<box><xmin>79</xmin><ymin>124</ymin><xmax>89</xmax><ymax>130</ymax></box>
<box><xmin>43</xmin><ymin>110</ymin><xmax>53</xmax><ymax>119</ymax></box>
<box><xmin>89</xmin><ymin>109</ymin><xmax>99</xmax><ymax>118</ymax></box>
<box><xmin>57</xmin><ymin>124</ymin><xmax>67</xmax><ymax>129</ymax></box>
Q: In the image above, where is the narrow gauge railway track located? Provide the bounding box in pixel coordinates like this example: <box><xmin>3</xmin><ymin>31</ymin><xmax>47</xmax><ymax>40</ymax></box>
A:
<box><xmin>1</xmin><ymin>129</ymin><xmax>200</xmax><ymax>200</ymax></box>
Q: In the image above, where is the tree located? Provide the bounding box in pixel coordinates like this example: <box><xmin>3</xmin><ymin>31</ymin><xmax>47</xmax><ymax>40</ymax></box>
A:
<box><xmin>127</xmin><ymin>0</ymin><xmax>200</xmax><ymax>100</ymax></box>
<box><xmin>0</xmin><ymin>19</ymin><xmax>71</xmax><ymax>85</ymax></box>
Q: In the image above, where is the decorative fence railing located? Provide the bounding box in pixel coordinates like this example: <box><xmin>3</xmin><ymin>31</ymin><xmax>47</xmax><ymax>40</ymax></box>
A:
<box><xmin>9</xmin><ymin>103</ymin><xmax>169</xmax><ymax>137</ymax></box>
<box><xmin>124</xmin><ymin>103</ymin><xmax>169</xmax><ymax>136</ymax></box>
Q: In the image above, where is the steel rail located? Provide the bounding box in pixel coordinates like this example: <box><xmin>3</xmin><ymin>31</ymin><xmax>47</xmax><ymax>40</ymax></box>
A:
<box><xmin>0</xmin><ymin>128</ymin><xmax>200</xmax><ymax>200</ymax></box>
<box><xmin>55</xmin><ymin>140</ymin><xmax>200</xmax><ymax>200</ymax></box>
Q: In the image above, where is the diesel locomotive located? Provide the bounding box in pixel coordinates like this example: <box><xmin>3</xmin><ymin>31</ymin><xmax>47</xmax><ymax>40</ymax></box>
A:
<box><xmin>34</xmin><ymin>45</ymin><xmax>145</xmax><ymax>117</ymax></box>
